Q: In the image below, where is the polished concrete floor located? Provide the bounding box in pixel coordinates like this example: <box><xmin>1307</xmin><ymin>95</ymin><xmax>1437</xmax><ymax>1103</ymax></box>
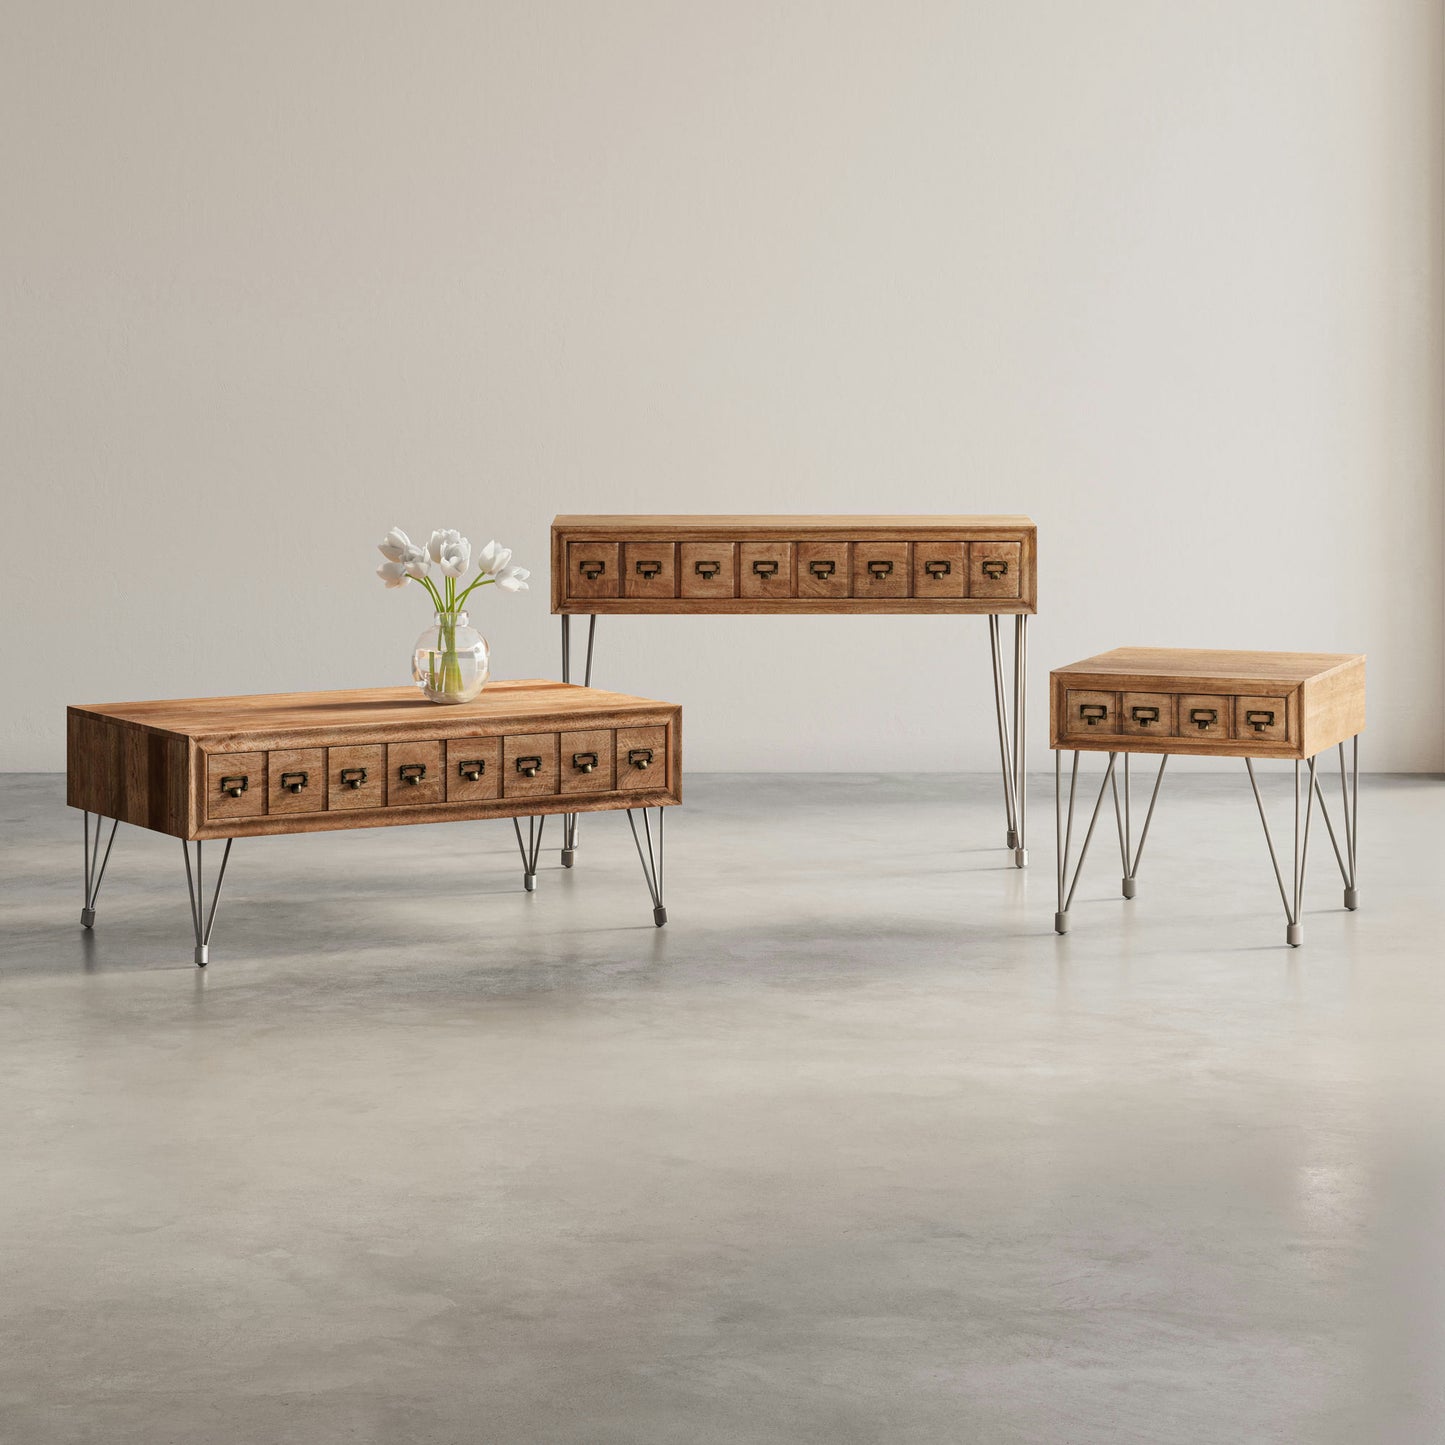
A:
<box><xmin>1</xmin><ymin>770</ymin><xmax>1443</xmax><ymax>1444</ymax></box>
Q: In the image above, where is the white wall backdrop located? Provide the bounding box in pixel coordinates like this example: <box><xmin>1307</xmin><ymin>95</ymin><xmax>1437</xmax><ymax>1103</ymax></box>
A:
<box><xmin>2</xmin><ymin>1</ymin><xmax>1441</xmax><ymax>772</ymax></box>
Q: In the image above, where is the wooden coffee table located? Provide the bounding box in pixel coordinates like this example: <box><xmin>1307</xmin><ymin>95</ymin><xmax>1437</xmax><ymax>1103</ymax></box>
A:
<box><xmin>67</xmin><ymin>681</ymin><xmax>682</xmax><ymax>965</ymax></box>
<box><xmin>551</xmin><ymin>514</ymin><xmax>1037</xmax><ymax>869</ymax></box>
<box><xmin>1050</xmin><ymin>648</ymin><xmax>1364</xmax><ymax>946</ymax></box>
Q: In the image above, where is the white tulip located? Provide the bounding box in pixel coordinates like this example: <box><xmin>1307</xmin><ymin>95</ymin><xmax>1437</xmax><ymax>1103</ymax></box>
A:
<box><xmin>495</xmin><ymin>565</ymin><xmax>530</xmax><ymax>592</ymax></box>
<box><xmin>430</xmin><ymin>530</ymin><xmax>471</xmax><ymax>579</ymax></box>
<box><xmin>473</xmin><ymin>539</ymin><xmax>508</xmax><ymax>578</ymax></box>
<box><xmin>376</xmin><ymin>560</ymin><xmax>410</xmax><ymax>588</ymax></box>
<box><xmin>377</xmin><ymin>526</ymin><xmax>424</xmax><ymax>565</ymax></box>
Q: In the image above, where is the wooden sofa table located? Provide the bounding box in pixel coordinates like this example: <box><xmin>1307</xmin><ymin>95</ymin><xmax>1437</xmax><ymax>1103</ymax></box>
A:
<box><xmin>67</xmin><ymin>681</ymin><xmax>681</xmax><ymax>965</ymax></box>
<box><xmin>1050</xmin><ymin>648</ymin><xmax>1364</xmax><ymax>946</ymax></box>
<box><xmin>552</xmin><ymin>513</ymin><xmax>1037</xmax><ymax>868</ymax></box>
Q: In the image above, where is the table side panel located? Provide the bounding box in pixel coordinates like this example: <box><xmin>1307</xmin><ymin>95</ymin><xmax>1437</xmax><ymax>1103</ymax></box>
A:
<box><xmin>67</xmin><ymin>709</ymin><xmax>191</xmax><ymax>837</ymax></box>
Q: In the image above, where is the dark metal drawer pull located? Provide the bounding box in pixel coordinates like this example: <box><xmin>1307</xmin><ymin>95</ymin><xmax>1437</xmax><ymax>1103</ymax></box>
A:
<box><xmin>515</xmin><ymin>755</ymin><xmax>543</xmax><ymax>777</ymax></box>
<box><xmin>751</xmin><ymin>559</ymin><xmax>779</xmax><ymax>577</ymax></box>
<box><xmin>339</xmin><ymin>767</ymin><xmax>367</xmax><ymax>789</ymax></box>
<box><xmin>1190</xmin><ymin>709</ymin><xmax>1218</xmax><ymax>729</ymax></box>
<box><xmin>279</xmin><ymin>771</ymin><xmax>308</xmax><ymax>794</ymax></box>
<box><xmin>808</xmin><ymin>560</ymin><xmax>835</xmax><ymax>579</ymax></box>
<box><xmin>627</xmin><ymin>747</ymin><xmax>654</xmax><ymax>770</ymax></box>
<box><xmin>867</xmin><ymin>559</ymin><xmax>893</xmax><ymax>578</ymax></box>
<box><xmin>1079</xmin><ymin>705</ymin><xmax>1109</xmax><ymax>726</ymax></box>
<box><xmin>635</xmin><ymin>559</ymin><xmax>663</xmax><ymax>579</ymax></box>
<box><xmin>1245</xmin><ymin>710</ymin><xmax>1276</xmax><ymax>732</ymax></box>
<box><xmin>572</xmin><ymin>751</ymin><xmax>599</xmax><ymax>773</ymax></box>
<box><xmin>398</xmin><ymin>763</ymin><xmax>427</xmax><ymax>785</ymax></box>
<box><xmin>693</xmin><ymin>559</ymin><xmax>722</xmax><ymax>579</ymax></box>
<box><xmin>578</xmin><ymin>559</ymin><xmax>606</xmax><ymax>580</ymax></box>
<box><xmin>456</xmin><ymin>760</ymin><xmax>485</xmax><ymax>781</ymax></box>
<box><xmin>924</xmin><ymin>559</ymin><xmax>951</xmax><ymax>577</ymax></box>
<box><xmin>981</xmin><ymin>559</ymin><xmax>1009</xmax><ymax>579</ymax></box>
<box><xmin>219</xmin><ymin>775</ymin><xmax>248</xmax><ymax>798</ymax></box>
<box><xmin>1130</xmin><ymin>707</ymin><xmax>1159</xmax><ymax>726</ymax></box>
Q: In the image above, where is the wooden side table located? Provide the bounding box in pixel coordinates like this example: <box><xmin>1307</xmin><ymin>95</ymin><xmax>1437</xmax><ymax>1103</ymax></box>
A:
<box><xmin>551</xmin><ymin>514</ymin><xmax>1038</xmax><ymax>867</ymax></box>
<box><xmin>67</xmin><ymin>681</ymin><xmax>682</xmax><ymax>965</ymax></box>
<box><xmin>1049</xmin><ymin>648</ymin><xmax>1365</xmax><ymax>946</ymax></box>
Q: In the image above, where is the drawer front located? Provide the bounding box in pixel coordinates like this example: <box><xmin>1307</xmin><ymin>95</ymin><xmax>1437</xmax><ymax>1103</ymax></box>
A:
<box><xmin>739</xmin><ymin>541</ymin><xmax>793</xmax><ymax>599</ymax></box>
<box><xmin>1179</xmin><ymin>695</ymin><xmax>1231</xmax><ymax>740</ymax></box>
<box><xmin>797</xmin><ymin>541</ymin><xmax>851</xmax><ymax>599</ymax></box>
<box><xmin>566</xmin><ymin>541</ymin><xmax>620</xmax><ymax>600</ymax></box>
<box><xmin>267</xmin><ymin>747</ymin><xmax>325</xmax><ymax>814</ymax></box>
<box><xmin>560</xmin><ymin>728</ymin><xmax>615</xmax><ymax>794</ymax></box>
<box><xmin>616</xmin><ymin>725</ymin><xmax>667</xmax><ymax>787</ymax></box>
<box><xmin>969</xmin><ymin>541</ymin><xmax>1021</xmax><ymax>599</ymax></box>
<box><xmin>679</xmin><ymin>542</ymin><xmax>736</xmax><ymax>598</ymax></box>
<box><xmin>1065</xmin><ymin>689</ymin><xmax>1120</xmax><ymax>736</ymax></box>
<box><xmin>328</xmin><ymin>744</ymin><xmax>385</xmax><ymax>811</ymax></box>
<box><xmin>1235</xmin><ymin>695</ymin><xmax>1289</xmax><ymax>744</ymax></box>
<box><xmin>446</xmin><ymin>737</ymin><xmax>501</xmax><ymax>803</ymax></box>
<box><xmin>623</xmin><ymin>543</ymin><xmax>677</xmax><ymax>599</ymax></box>
<box><xmin>852</xmin><ymin>541</ymin><xmax>910</xmax><ymax>599</ymax></box>
<box><xmin>912</xmin><ymin>541</ymin><xmax>966</xmax><ymax>599</ymax></box>
<box><xmin>386</xmin><ymin>740</ymin><xmax>444</xmax><ymax>805</ymax></box>
<box><xmin>206</xmin><ymin>751</ymin><xmax>266</xmax><ymax>820</ymax></box>
<box><xmin>1121</xmin><ymin>692</ymin><xmax>1177</xmax><ymax>739</ymax></box>
<box><xmin>504</xmin><ymin>733</ymin><xmax>560</xmax><ymax>798</ymax></box>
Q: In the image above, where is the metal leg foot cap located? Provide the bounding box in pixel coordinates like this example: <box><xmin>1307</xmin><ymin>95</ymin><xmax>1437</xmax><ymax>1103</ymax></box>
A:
<box><xmin>1054</xmin><ymin>911</ymin><xmax>1070</xmax><ymax>935</ymax></box>
<box><xmin>561</xmin><ymin>849</ymin><xmax>575</xmax><ymax>869</ymax></box>
<box><xmin>653</xmin><ymin>905</ymin><xmax>667</xmax><ymax>928</ymax></box>
<box><xmin>1013</xmin><ymin>848</ymin><xmax>1028</xmax><ymax>869</ymax></box>
<box><xmin>1006</xmin><ymin>828</ymin><xmax>1019</xmax><ymax>850</ymax></box>
<box><xmin>80</xmin><ymin>908</ymin><xmax>96</xmax><ymax>929</ymax></box>
<box><xmin>1286</xmin><ymin>923</ymin><xmax>1302</xmax><ymax>948</ymax></box>
<box><xmin>194</xmin><ymin>945</ymin><xmax>209</xmax><ymax>967</ymax></box>
<box><xmin>1344</xmin><ymin>887</ymin><xmax>1359</xmax><ymax>911</ymax></box>
<box><xmin>1122</xmin><ymin>877</ymin><xmax>1137</xmax><ymax>899</ymax></box>
<box><xmin>524</xmin><ymin>873</ymin><xmax>537</xmax><ymax>893</ymax></box>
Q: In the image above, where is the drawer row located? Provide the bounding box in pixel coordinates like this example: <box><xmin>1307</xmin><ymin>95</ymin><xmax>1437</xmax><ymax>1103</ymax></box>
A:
<box><xmin>564</xmin><ymin>540</ymin><xmax>1023</xmax><ymax>601</ymax></box>
<box><xmin>204</xmin><ymin>727</ymin><xmax>668</xmax><ymax>821</ymax></box>
<box><xmin>1061</xmin><ymin>690</ymin><xmax>1292</xmax><ymax>743</ymax></box>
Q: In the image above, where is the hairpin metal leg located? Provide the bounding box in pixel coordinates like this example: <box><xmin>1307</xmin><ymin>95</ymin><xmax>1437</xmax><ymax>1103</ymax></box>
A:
<box><xmin>1309</xmin><ymin>736</ymin><xmax>1360</xmax><ymax>911</ymax></box>
<box><xmin>988</xmin><ymin>615</ymin><xmax>1028</xmax><ymax>867</ymax></box>
<box><xmin>81</xmin><ymin>811</ymin><xmax>119</xmax><ymax>928</ymax></box>
<box><xmin>182</xmin><ymin>837</ymin><xmax>233</xmax><ymax>967</ymax></box>
<box><xmin>1245</xmin><ymin>756</ymin><xmax>1316</xmax><ymax>947</ymax></box>
<box><xmin>1054</xmin><ymin>750</ymin><xmax>1118</xmax><ymax>933</ymax></box>
<box><xmin>514</xmin><ymin>814</ymin><xmax>547</xmax><ymax>892</ymax></box>
<box><xmin>627</xmin><ymin>807</ymin><xmax>667</xmax><ymax>927</ymax></box>
<box><xmin>1110</xmin><ymin>753</ymin><xmax>1168</xmax><ymax>899</ymax></box>
<box><xmin>560</xmin><ymin>614</ymin><xmax>598</xmax><ymax>868</ymax></box>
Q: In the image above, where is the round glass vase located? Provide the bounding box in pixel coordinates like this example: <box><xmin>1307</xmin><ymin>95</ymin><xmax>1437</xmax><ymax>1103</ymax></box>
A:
<box><xmin>412</xmin><ymin>610</ymin><xmax>489</xmax><ymax>705</ymax></box>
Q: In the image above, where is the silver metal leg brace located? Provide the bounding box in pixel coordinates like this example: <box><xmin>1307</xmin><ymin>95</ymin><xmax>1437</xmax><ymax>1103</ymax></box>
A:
<box><xmin>560</xmin><ymin>614</ymin><xmax>597</xmax><ymax>867</ymax></box>
<box><xmin>182</xmin><ymin>837</ymin><xmax>233</xmax><ymax>966</ymax></box>
<box><xmin>1110</xmin><ymin>753</ymin><xmax>1169</xmax><ymax>900</ymax></box>
<box><xmin>988</xmin><ymin>614</ymin><xmax>1029</xmax><ymax>868</ymax></box>
<box><xmin>81</xmin><ymin>812</ymin><xmax>119</xmax><ymax>928</ymax></box>
<box><xmin>514</xmin><ymin>815</ymin><xmax>547</xmax><ymax>892</ymax></box>
<box><xmin>627</xmin><ymin>807</ymin><xmax>667</xmax><ymax>927</ymax></box>
<box><xmin>1245</xmin><ymin>756</ymin><xmax>1316</xmax><ymax>947</ymax></box>
<box><xmin>1054</xmin><ymin>750</ymin><xmax>1118</xmax><ymax>933</ymax></box>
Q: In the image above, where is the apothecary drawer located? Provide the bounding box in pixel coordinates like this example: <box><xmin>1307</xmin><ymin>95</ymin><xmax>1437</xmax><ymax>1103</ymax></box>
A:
<box><xmin>268</xmin><ymin>747</ymin><xmax>326</xmax><ymax>814</ymax></box>
<box><xmin>1064</xmin><ymin>689</ymin><xmax>1120</xmax><ymax>737</ymax></box>
<box><xmin>504</xmin><ymin>733</ymin><xmax>560</xmax><ymax>798</ymax></box>
<box><xmin>206</xmin><ymin>751</ymin><xmax>266</xmax><ymax>820</ymax></box>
